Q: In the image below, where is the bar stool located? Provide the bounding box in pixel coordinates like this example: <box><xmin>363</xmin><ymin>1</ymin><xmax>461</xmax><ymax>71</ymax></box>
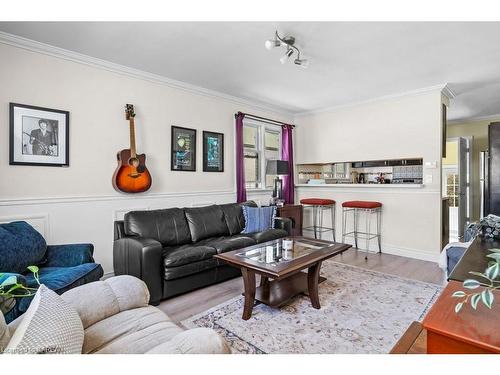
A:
<box><xmin>300</xmin><ymin>198</ymin><xmax>336</xmax><ymax>241</ymax></box>
<box><xmin>341</xmin><ymin>200</ymin><xmax>382</xmax><ymax>259</ymax></box>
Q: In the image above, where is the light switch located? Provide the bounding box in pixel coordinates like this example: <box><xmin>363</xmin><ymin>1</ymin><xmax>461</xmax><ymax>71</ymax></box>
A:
<box><xmin>425</xmin><ymin>174</ymin><xmax>433</xmax><ymax>184</ymax></box>
<box><xmin>425</xmin><ymin>161</ymin><xmax>437</xmax><ymax>169</ymax></box>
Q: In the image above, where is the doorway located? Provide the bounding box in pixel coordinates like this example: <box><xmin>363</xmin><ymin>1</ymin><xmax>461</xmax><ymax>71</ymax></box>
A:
<box><xmin>442</xmin><ymin>137</ymin><xmax>472</xmax><ymax>242</ymax></box>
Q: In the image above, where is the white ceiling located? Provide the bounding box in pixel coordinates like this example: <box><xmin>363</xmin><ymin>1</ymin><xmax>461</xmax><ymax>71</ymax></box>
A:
<box><xmin>1</xmin><ymin>22</ymin><xmax>500</xmax><ymax>121</ymax></box>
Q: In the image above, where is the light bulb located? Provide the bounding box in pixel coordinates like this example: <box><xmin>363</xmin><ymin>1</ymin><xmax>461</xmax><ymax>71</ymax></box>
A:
<box><xmin>265</xmin><ymin>39</ymin><xmax>281</xmax><ymax>50</ymax></box>
<box><xmin>280</xmin><ymin>48</ymin><xmax>294</xmax><ymax>64</ymax></box>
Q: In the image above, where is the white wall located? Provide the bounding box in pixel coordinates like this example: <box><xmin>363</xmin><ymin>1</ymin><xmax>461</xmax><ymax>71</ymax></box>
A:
<box><xmin>295</xmin><ymin>90</ymin><xmax>445</xmax><ymax>261</ymax></box>
<box><xmin>0</xmin><ymin>43</ymin><xmax>291</xmax><ymax>274</ymax></box>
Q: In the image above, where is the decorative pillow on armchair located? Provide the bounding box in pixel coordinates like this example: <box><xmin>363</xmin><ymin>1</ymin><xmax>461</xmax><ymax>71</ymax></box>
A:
<box><xmin>242</xmin><ymin>206</ymin><xmax>276</xmax><ymax>234</ymax></box>
<box><xmin>0</xmin><ymin>221</ymin><xmax>46</xmax><ymax>273</ymax></box>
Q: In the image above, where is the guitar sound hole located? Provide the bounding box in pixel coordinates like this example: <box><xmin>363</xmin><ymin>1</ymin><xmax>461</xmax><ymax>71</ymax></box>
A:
<box><xmin>128</xmin><ymin>157</ymin><xmax>140</xmax><ymax>168</ymax></box>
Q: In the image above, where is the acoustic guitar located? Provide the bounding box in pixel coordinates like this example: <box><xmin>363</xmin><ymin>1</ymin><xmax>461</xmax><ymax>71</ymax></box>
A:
<box><xmin>112</xmin><ymin>104</ymin><xmax>152</xmax><ymax>193</ymax></box>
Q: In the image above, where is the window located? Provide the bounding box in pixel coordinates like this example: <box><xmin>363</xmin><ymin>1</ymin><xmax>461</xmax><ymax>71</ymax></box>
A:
<box><xmin>243</xmin><ymin>121</ymin><xmax>282</xmax><ymax>190</ymax></box>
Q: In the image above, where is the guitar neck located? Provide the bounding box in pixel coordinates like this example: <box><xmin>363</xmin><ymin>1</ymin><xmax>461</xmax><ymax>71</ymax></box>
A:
<box><xmin>129</xmin><ymin>117</ymin><xmax>137</xmax><ymax>158</ymax></box>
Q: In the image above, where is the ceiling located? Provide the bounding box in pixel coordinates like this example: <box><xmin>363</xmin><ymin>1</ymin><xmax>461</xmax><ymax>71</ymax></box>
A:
<box><xmin>1</xmin><ymin>22</ymin><xmax>500</xmax><ymax>121</ymax></box>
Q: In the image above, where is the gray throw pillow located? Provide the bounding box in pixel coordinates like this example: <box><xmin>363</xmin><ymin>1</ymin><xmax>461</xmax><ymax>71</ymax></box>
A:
<box><xmin>5</xmin><ymin>285</ymin><xmax>84</xmax><ymax>354</ymax></box>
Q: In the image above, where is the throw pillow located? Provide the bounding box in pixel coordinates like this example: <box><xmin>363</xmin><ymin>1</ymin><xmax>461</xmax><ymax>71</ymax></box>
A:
<box><xmin>0</xmin><ymin>221</ymin><xmax>47</xmax><ymax>274</ymax></box>
<box><xmin>5</xmin><ymin>285</ymin><xmax>84</xmax><ymax>354</ymax></box>
<box><xmin>0</xmin><ymin>312</ymin><xmax>10</xmax><ymax>353</ymax></box>
<box><xmin>242</xmin><ymin>206</ymin><xmax>276</xmax><ymax>234</ymax></box>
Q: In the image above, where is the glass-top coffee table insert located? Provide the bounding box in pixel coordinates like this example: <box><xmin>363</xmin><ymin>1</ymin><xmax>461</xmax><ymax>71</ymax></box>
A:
<box><xmin>235</xmin><ymin>238</ymin><xmax>334</xmax><ymax>265</ymax></box>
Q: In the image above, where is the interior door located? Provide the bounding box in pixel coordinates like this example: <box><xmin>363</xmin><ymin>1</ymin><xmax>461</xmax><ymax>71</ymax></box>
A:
<box><xmin>457</xmin><ymin>137</ymin><xmax>468</xmax><ymax>238</ymax></box>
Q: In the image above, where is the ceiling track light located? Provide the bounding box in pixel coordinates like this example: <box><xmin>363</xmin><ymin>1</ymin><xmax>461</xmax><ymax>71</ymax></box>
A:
<box><xmin>265</xmin><ymin>30</ymin><xmax>309</xmax><ymax>68</ymax></box>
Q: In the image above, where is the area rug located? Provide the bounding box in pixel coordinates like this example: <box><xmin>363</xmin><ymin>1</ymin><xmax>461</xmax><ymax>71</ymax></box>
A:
<box><xmin>181</xmin><ymin>261</ymin><xmax>442</xmax><ymax>354</ymax></box>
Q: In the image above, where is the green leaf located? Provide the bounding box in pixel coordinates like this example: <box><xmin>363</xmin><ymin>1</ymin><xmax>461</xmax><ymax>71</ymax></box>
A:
<box><xmin>486</xmin><ymin>253</ymin><xmax>500</xmax><ymax>261</ymax></box>
<box><xmin>463</xmin><ymin>279</ymin><xmax>481</xmax><ymax>289</ymax></box>
<box><xmin>471</xmin><ymin>294</ymin><xmax>481</xmax><ymax>310</ymax></box>
<box><xmin>488</xmin><ymin>248</ymin><xmax>500</xmax><ymax>253</ymax></box>
<box><xmin>1</xmin><ymin>276</ymin><xmax>17</xmax><ymax>287</ymax></box>
<box><xmin>481</xmin><ymin>289</ymin><xmax>494</xmax><ymax>309</ymax></box>
<box><xmin>455</xmin><ymin>302</ymin><xmax>463</xmax><ymax>313</ymax></box>
<box><xmin>485</xmin><ymin>263</ymin><xmax>500</xmax><ymax>280</ymax></box>
<box><xmin>452</xmin><ymin>291</ymin><xmax>466</xmax><ymax>298</ymax></box>
<box><xmin>27</xmin><ymin>265</ymin><xmax>39</xmax><ymax>274</ymax></box>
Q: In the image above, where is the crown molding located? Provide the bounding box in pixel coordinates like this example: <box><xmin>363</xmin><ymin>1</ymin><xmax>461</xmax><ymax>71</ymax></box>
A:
<box><xmin>447</xmin><ymin>113</ymin><xmax>500</xmax><ymax>125</ymax></box>
<box><xmin>0</xmin><ymin>31</ymin><xmax>293</xmax><ymax>119</ymax></box>
<box><xmin>294</xmin><ymin>83</ymin><xmax>451</xmax><ymax>118</ymax></box>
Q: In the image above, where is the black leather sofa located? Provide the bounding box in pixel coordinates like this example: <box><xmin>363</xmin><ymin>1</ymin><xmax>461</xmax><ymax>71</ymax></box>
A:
<box><xmin>113</xmin><ymin>201</ymin><xmax>291</xmax><ymax>305</ymax></box>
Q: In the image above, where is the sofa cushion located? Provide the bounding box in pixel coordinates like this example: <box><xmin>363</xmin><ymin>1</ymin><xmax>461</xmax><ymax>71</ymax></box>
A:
<box><xmin>242</xmin><ymin>206</ymin><xmax>276</xmax><ymax>234</ymax></box>
<box><xmin>163</xmin><ymin>245</ymin><xmax>217</xmax><ymax>268</ymax></box>
<box><xmin>244</xmin><ymin>228</ymin><xmax>288</xmax><ymax>244</ymax></box>
<box><xmin>0</xmin><ymin>221</ymin><xmax>47</xmax><ymax>274</ymax></box>
<box><xmin>146</xmin><ymin>327</ymin><xmax>230</xmax><ymax>354</ymax></box>
<box><xmin>5</xmin><ymin>285</ymin><xmax>84</xmax><ymax>354</ymax></box>
<box><xmin>197</xmin><ymin>236</ymin><xmax>256</xmax><ymax>254</ymax></box>
<box><xmin>124</xmin><ymin>208</ymin><xmax>191</xmax><ymax>246</ymax></box>
<box><xmin>219</xmin><ymin>201</ymin><xmax>257</xmax><ymax>236</ymax></box>
<box><xmin>164</xmin><ymin>259</ymin><xmax>217</xmax><ymax>281</ymax></box>
<box><xmin>4</xmin><ymin>264</ymin><xmax>103</xmax><ymax>325</ymax></box>
<box><xmin>25</xmin><ymin>263</ymin><xmax>104</xmax><ymax>295</ymax></box>
<box><xmin>447</xmin><ymin>246</ymin><xmax>467</xmax><ymax>274</ymax></box>
<box><xmin>184</xmin><ymin>205</ymin><xmax>229</xmax><ymax>242</ymax></box>
<box><xmin>82</xmin><ymin>306</ymin><xmax>183</xmax><ymax>354</ymax></box>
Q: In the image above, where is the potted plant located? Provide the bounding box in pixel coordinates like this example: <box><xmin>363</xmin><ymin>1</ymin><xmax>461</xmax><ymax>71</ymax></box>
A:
<box><xmin>0</xmin><ymin>266</ymin><xmax>41</xmax><ymax>315</ymax></box>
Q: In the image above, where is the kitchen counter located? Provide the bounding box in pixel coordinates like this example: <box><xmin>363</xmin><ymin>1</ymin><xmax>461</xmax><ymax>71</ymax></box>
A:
<box><xmin>295</xmin><ymin>183</ymin><xmax>424</xmax><ymax>188</ymax></box>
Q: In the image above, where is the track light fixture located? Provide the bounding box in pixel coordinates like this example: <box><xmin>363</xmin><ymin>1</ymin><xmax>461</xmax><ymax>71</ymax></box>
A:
<box><xmin>265</xmin><ymin>30</ymin><xmax>309</xmax><ymax>68</ymax></box>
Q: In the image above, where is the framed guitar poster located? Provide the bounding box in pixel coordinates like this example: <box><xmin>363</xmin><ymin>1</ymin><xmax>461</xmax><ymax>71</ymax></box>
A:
<box><xmin>203</xmin><ymin>131</ymin><xmax>224</xmax><ymax>172</ymax></box>
<box><xmin>9</xmin><ymin>103</ymin><xmax>69</xmax><ymax>167</ymax></box>
<box><xmin>171</xmin><ymin>126</ymin><xmax>196</xmax><ymax>171</ymax></box>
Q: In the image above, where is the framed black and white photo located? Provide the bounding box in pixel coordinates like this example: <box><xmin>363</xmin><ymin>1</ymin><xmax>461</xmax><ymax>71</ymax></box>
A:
<box><xmin>171</xmin><ymin>126</ymin><xmax>196</xmax><ymax>171</ymax></box>
<box><xmin>203</xmin><ymin>131</ymin><xmax>224</xmax><ymax>172</ymax></box>
<box><xmin>9</xmin><ymin>103</ymin><xmax>69</xmax><ymax>167</ymax></box>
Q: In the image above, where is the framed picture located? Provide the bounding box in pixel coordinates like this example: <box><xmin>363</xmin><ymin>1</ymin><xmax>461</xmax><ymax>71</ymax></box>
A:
<box><xmin>203</xmin><ymin>131</ymin><xmax>224</xmax><ymax>172</ymax></box>
<box><xmin>9</xmin><ymin>103</ymin><xmax>69</xmax><ymax>167</ymax></box>
<box><xmin>171</xmin><ymin>126</ymin><xmax>196</xmax><ymax>171</ymax></box>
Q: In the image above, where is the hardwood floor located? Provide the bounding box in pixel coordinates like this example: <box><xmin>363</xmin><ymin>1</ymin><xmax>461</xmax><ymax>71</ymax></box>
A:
<box><xmin>158</xmin><ymin>248</ymin><xmax>446</xmax><ymax>323</ymax></box>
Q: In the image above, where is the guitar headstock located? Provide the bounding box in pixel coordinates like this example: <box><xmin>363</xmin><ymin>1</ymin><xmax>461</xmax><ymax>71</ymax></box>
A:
<box><xmin>125</xmin><ymin>104</ymin><xmax>136</xmax><ymax>120</ymax></box>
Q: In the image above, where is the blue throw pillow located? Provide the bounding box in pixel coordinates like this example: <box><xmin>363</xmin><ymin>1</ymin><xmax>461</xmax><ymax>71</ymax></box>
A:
<box><xmin>242</xmin><ymin>206</ymin><xmax>276</xmax><ymax>234</ymax></box>
<box><xmin>0</xmin><ymin>221</ymin><xmax>47</xmax><ymax>273</ymax></box>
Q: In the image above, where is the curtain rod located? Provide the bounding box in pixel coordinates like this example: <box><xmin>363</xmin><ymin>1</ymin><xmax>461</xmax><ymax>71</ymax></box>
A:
<box><xmin>235</xmin><ymin>111</ymin><xmax>295</xmax><ymax>128</ymax></box>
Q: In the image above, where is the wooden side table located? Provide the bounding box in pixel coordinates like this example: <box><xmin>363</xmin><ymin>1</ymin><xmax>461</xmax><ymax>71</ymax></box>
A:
<box><xmin>422</xmin><ymin>280</ymin><xmax>500</xmax><ymax>353</ymax></box>
<box><xmin>277</xmin><ymin>204</ymin><xmax>303</xmax><ymax>237</ymax></box>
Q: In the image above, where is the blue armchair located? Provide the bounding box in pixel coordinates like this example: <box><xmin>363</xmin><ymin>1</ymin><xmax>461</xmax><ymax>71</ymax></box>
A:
<box><xmin>0</xmin><ymin>221</ymin><xmax>103</xmax><ymax>323</ymax></box>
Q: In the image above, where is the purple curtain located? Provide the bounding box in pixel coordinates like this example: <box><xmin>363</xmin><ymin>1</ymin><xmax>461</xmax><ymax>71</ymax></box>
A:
<box><xmin>281</xmin><ymin>124</ymin><xmax>295</xmax><ymax>204</ymax></box>
<box><xmin>235</xmin><ymin>113</ymin><xmax>247</xmax><ymax>203</ymax></box>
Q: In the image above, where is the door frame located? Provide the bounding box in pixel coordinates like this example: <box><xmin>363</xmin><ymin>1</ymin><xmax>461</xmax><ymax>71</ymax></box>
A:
<box><xmin>446</xmin><ymin>136</ymin><xmax>473</xmax><ymax>237</ymax></box>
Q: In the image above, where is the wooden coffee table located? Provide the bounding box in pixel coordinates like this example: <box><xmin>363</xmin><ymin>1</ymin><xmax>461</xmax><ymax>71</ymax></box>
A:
<box><xmin>215</xmin><ymin>237</ymin><xmax>351</xmax><ymax>320</ymax></box>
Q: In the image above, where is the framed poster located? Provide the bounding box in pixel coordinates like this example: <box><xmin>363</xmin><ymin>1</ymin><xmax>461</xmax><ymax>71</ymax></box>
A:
<box><xmin>171</xmin><ymin>126</ymin><xmax>196</xmax><ymax>171</ymax></box>
<box><xmin>203</xmin><ymin>131</ymin><xmax>224</xmax><ymax>172</ymax></box>
<box><xmin>9</xmin><ymin>103</ymin><xmax>69</xmax><ymax>167</ymax></box>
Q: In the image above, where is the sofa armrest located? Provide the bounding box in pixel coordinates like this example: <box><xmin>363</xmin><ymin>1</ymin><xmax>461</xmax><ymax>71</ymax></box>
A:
<box><xmin>61</xmin><ymin>275</ymin><xmax>149</xmax><ymax>329</ymax></box>
<box><xmin>113</xmin><ymin>237</ymin><xmax>163</xmax><ymax>305</ymax></box>
<box><xmin>44</xmin><ymin>243</ymin><xmax>95</xmax><ymax>267</ymax></box>
<box><xmin>274</xmin><ymin>217</ymin><xmax>292</xmax><ymax>235</ymax></box>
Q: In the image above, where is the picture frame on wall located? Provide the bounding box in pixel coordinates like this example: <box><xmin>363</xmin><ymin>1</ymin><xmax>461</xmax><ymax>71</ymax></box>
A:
<box><xmin>203</xmin><ymin>131</ymin><xmax>224</xmax><ymax>172</ymax></box>
<box><xmin>9</xmin><ymin>103</ymin><xmax>69</xmax><ymax>167</ymax></box>
<box><xmin>171</xmin><ymin>125</ymin><xmax>197</xmax><ymax>171</ymax></box>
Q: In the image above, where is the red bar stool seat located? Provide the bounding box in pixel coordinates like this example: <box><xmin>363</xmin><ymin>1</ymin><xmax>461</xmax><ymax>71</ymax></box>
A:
<box><xmin>300</xmin><ymin>198</ymin><xmax>336</xmax><ymax>241</ymax></box>
<box><xmin>341</xmin><ymin>200</ymin><xmax>383</xmax><ymax>259</ymax></box>
<box><xmin>342</xmin><ymin>201</ymin><xmax>382</xmax><ymax>209</ymax></box>
<box><xmin>300</xmin><ymin>198</ymin><xmax>336</xmax><ymax>206</ymax></box>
